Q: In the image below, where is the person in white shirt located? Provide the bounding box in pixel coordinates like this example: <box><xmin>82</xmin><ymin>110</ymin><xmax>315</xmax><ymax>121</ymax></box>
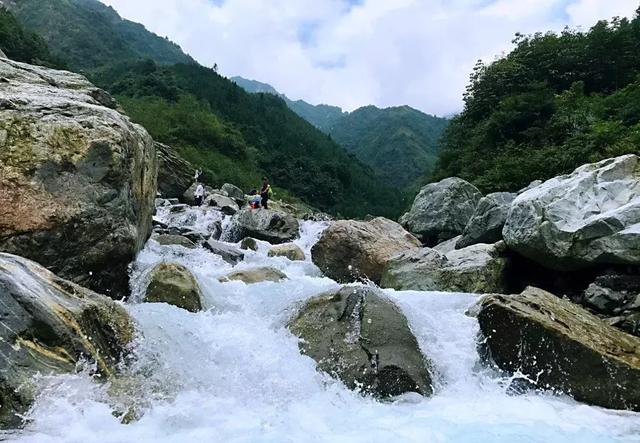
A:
<box><xmin>194</xmin><ymin>183</ymin><xmax>205</xmax><ymax>206</ymax></box>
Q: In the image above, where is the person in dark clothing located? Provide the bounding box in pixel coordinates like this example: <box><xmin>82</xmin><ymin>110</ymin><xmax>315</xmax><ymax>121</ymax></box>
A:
<box><xmin>260</xmin><ymin>177</ymin><xmax>272</xmax><ymax>209</ymax></box>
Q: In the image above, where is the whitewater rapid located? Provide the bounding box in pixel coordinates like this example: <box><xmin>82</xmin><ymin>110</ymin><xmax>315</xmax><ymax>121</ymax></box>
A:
<box><xmin>4</xmin><ymin>207</ymin><xmax>640</xmax><ymax>443</ymax></box>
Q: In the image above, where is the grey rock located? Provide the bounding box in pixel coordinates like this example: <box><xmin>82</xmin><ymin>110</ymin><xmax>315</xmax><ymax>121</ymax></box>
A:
<box><xmin>433</xmin><ymin>235</ymin><xmax>461</xmax><ymax>254</ymax></box>
<box><xmin>169</xmin><ymin>204</ymin><xmax>188</xmax><ymax>213</ymax></box>
<box><xmin>240</xmin><ymin>237</ymin><xmax>258</xmax><ymax>251</ymax></box>
<box><xmin>268</xmin><ymin>243</ymin><xmax>305</xmax><ymax>261</ymax></box>
<box><xmin>209</xmin><ymin>220</ymin><xmax>223</xmax><ymax>241</ymax></box>
<box><xmin>457</xmin><ymin>192</ymin><xmax>516</xmax><ymax>248</ymax></box>
<box><xmin>219</xmin><ymin>266</ymin><xmax>287</xmax><ymax>284</ymax></box>
<box><xmin>181</xmin><ymin>231</ymin><xmax>208</xmax><ymax>244</ymax></box>
<box><xmin>221</xmin><ymin>183</ymin><xmax>244</xmax><ymax>203</ymax></box>
<box><xmin>155</xmin><ymin>142</ymin><xmax>195</xmax><ymax>198</ymax></box>
<box><xmin>400</xmin><ymin>177</ymin><xmax>482</xmax><ymax>245</ymax></box>
<box><xmin>503</xmin><ymin>155</ymin><xmax>640</xmax><ymax>271</ymax></box>
<box><xmin>183</xmin><ymin>182</ymin><xmax>214</xmax><ymax>206</ymax></box>
<box><xmin>0</xmin><ymin>58</ymin><xmax>157</xmax><ymax>298</ymax></box>
<box><xmin>381</xmin><ymin>242</ymin><xmax>508</xmax><ymax>293</ymax></box>
<box><xmin>154</xmin><ymin>234</ymin><xmax>197</xmax><ymax>249</ymax></box>
<box><xmin>206</xmin><ymin>193</ymin><xmax>239</xmax><ymax>215</ymax></box>
<box><xmin>204</xmin><ymin>239</ymin><xmax>245</xmax><ymax>264</ymax></box>
<box><xmin>311</xmin><ymin>217</ymin><xmax>421</xmax><ymax>284</ymax></box>
<box><xmin>0</xmin><ymin>253</ymin><xmax>135</xmax><ymax>428</ymax></box>
<box><xmin>289</xmin><ymin>286</ymin><xmax>434</xmax><ymax>398</ymax></box>
<box><xmin>228</xmin><ymin>209</ymin><xmax>300</xmax><ymax>244</ymax></box>
<box><xmin>583</xmin><ymin>274</ymin><xmax>640</xmax><ymax>315</ymax></box>
<box><xmin>477</xmin><ymin>287</ymin><xmax>640</xmax><ymax>412</ymax></box>
<box><xmin>144</xmin><ymin>262</ymin><xmax>202</xmax><ymax>312</ymax></box>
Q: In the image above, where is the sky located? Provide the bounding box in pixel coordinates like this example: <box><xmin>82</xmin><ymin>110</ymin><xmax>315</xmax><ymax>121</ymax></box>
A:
<box><xmin>101</xmin><ymin>0</ymin><xmax>637</xmax><ymax>116</ymax></box>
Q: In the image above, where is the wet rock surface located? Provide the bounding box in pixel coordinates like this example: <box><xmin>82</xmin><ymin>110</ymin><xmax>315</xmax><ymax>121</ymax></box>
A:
<box><xmin>144</xmin><ymin>262</ymin><xmax>203</xmax><ymax>312</ymax></box>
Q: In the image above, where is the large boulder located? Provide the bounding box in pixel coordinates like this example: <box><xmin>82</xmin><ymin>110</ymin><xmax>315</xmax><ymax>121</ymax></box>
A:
<box><xmin>221</xmin><ymin>183</ymin><xmax>244</xmax><ymax>203</ymax></box>
<box><xmin>155</xmin><ymin>142</ymin><xmax>195</xmax><ymax>199</ymax></box>
<box><xmin>227</xmin><ymin>209</ymin><xmax>300</xmax><ymax>244</ymax></box>
<box><xmin>268</xmin><ymin>243</ymin><xmax>305</xmax><ymax>261</ymax></box>
<box><xmin>381</xmin><ymin>242</ymin><xmax>508</xmax><ymax>293</ymax></box>
<box><xmin>206</xmin><ymin>193</ymin><xmax>239</xmax><ymax>215</ymax></box>
<box><xmin>503</xmin><ymin>155</ymin><xmax>640</xmax><ymax>271</ymax></box>
<box><xmin>456</xmin><ymin>192</ymin><xmax>516</xmax><ymax>249</ymax></box>
<box><xmin>289</xmin><ymin>286</ymin><xmax>434</xmax><ymax>398</ymax></box>
<box><xmin>219</xmin><ymin>266</ymin><xmax>287</xmax><ymax>284</ymax></box>
<box><xmin>183</xmin><ymin>182</ymin><xmax>214</xmax><ymax>206</ymax></box>
<box><xmin>144</xmin><ymin>262</ymin><xmax>203</xmax><ymax>312</ymax></box>
<box><xmin>582</xmin><ymin>273</ymin><xmax>640</xmax><ymax>315</ymax></box>
<box><xmin>400</xmin><ymin>177</ymin><xmax>482</xmax><ymax>245</ymax></box>
<box><xmin>477</xmin><ymin>287</ymin><xmax>640</xmax><ymax>411</ymax></box>
<box><xmin>0</xmin><ymin>59</ymin><xmax>157</xmax><ymax>298</ymax></box>
<box><xmin>311</xmin><ymin>217</ymin><xmax>420</xmax><ymax>284</ymax></box>
<box><xmin>0</xmin><ymin>253</ymin><xmax>135</xmax><ymax>428</ymax></box>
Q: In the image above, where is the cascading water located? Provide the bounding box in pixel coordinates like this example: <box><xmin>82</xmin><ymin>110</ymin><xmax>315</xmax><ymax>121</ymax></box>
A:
<box><xmin>3</xmin><ymin>206</ymin><xmax>640</xmax><ymax>443</ymax></box>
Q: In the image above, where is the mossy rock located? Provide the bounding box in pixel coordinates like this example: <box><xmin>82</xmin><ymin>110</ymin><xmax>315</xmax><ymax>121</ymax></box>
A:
<box><xmin>219</xmin><ymin>266</ymin><xmax>287</xmax><ymax>284</ymax></box>
<box><xmin>145</xmin><ymin>262</ymin><xmax>203</xmax><ymax>312</ymax></box>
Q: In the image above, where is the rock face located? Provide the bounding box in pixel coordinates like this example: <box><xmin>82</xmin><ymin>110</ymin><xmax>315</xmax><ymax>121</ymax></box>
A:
<box><xmin>268</xmin><ymin>243</ymin><xmax>305</xmax><ymax>261</ymax></box>
<box><xmin>0</xmin><ymin>59</ymin><xmax>157</xmax><ymax>298</ymax></box>
<box><xmin>289</xmin><ymin>286</ymin><xmax>433</xmax><ymax>398</ymax></box>
<box><xmin>219</xmin><ymin>266</ymin><xmax>287</xmax><ymax>284</ymax></box>
<box><xmin>311</xmin><ymin>218</ymin><xmax>420</xmax><ymax>284</ymax></box>
<box><xmin>155</xmin><ymin>142</ymin><xmax>195</xmax><ymax>198</ymax></box>
<box><xmin>477</xmin><ymin>287</ymin><xmax>640</xmax><ymax>411</ymax></box>
<box><xmin>144</xmin><ymin>262</ymin><xmax>203</xmax><ymax>312</ymax></box>
<box><xmin>381</xmin><ymin>242</ymin><xmax>508</xmax><ymax>293</ymax></box>
<box><xmin>456</xmin><ymin>192</ymin><xmax>516</xmax><ymax>249</ymax></box>
<box><xmin>221</xmin><ymin>183</ymin><xmax>244</xmax><ymax>203</ymax></box>
<box><xmin>503</xmin><ymin>155</ymin><xmax>640</xmax><ymax>271</ymax></box>
<box><xmin>0</xmin><ymin>253</ymin><xmax>135</xmax><ymax>428</ymax></box>
<box><xmin>204</xmin><ymin>239</ymin><xmax>245</xmax><ymax>264</ymax></box>
<box><xmin>228</xmin><ymin>209</ymin><xmax>300</xmax><ymax>244</ymax></box>
<box><xmin>400</xmin><ymin>177</ymin><xmax>482</xmax><ymax>245</ymax></box>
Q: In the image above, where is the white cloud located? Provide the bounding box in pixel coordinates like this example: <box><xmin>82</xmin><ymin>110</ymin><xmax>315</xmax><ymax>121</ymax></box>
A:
<box><xmin>101</xmin><ymin>0</ymin><xmax>637</xmax><ymax>116</ymax></box>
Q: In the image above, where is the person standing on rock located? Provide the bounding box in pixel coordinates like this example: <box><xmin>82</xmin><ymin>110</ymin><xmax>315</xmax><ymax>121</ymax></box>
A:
<box><xmin>260</xmin><ymin>177</ymin><xmax>273</xmax><ymax>210</ymax></box>
<box><xmin>194</xmin><ymin>182</ymin><xmax>205</xmax><ymax>206</ymax></box>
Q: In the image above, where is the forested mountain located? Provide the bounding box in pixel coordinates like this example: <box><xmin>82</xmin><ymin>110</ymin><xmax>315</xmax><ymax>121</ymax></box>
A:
<box><xmin>233</xmin><ymin>76</ymin><xmax>449</xmax><ymax>189</ymax></box>
<box><xmin>231</xmin><ymin>76</ymin><xmax>345</xmax><ymax>132</ymax></box>
<box><xmin>330</xmin><ymin>106</ymin><xmax>448</xmax><ymax>188</ymax></box>
<box><xmin>0</xmin><ymin>7</ymin><xmax>63</xmax><ymax>67</ymax></box>
<box><xmin>433</xmin><ymin>12</ymin><xmax>640</xmax><ymax>193</ymax></box>
<box><xmin>3</xmin><ymin>1</ymin><xmax>401</xmax><ymax>217</ymax></box>
<box><xmin>2</xmin><ymin>0</ymin><xmax>194</xmax><ymax>70</ymax></box>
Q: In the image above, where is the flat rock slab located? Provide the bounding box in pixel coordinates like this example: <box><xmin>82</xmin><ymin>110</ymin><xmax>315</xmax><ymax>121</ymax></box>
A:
<box><xmin>204</xmin><ymin>239</ymin><xmax>245</xmax><ymax>264</ymax></box>
<box><xmin>219</xmin><ymin>266</ymin><xmax>287</xmax><ymax>284</ymax></box>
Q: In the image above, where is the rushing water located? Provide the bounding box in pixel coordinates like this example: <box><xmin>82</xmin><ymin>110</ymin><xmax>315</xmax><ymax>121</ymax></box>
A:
<box><xmin>4</xmin><ymin>207</ymin><xmax>640</xmax><ymax>443</ymax></box>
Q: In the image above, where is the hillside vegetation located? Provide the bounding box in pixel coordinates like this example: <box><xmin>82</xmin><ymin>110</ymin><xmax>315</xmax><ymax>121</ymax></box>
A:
<box><xmin>5</xmin><ymin>0</ymin><xmax>194</xmax><ymax>70</ymax></box>
<box><xmin>433</xmin><ymin>12</ymin><xmax>640</xmax><ymax>192</ymax></box>
<box><xmin>330</xmin><ymin>105</ymin><xmax>448</xmax><ymax>188</ymax></box>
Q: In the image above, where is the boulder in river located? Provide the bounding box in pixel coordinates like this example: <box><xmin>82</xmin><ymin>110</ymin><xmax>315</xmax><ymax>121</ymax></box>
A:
<box><xmin>206</xmin><ymin>193</ymin><xmax>239</xmax><ymax>215</ymax></box>
<box><xmin>456</xmin><ymin>192</ymin><xmax>516</xmax><ymax>249</ymax></box>
<box><xmin>289</xmin><ymin>286</ymin><xmax>434</xmax><ymax>398</ymax></box>
<box><xmin>476</xmin><ymin>287</ymin><xmax>640</xmax><ymax>411</ymax></box>
<box><xmin>503</xmin><ymin>155</ymin><xmax>640</xmax><ymax>271</ymax></box>
<box><xmin>311</xmin><ymin>217</ymin><xmax>420</xmax><ymax>284</ymax></box>
<box><xmin>381</xmin><ymin>242</ymin><xmax>508</xmax><ymax>293</ymax></box>
<box><xmin>400</xmin><ymin>177</ymin><xmax>482</xmax><ymax>245</ymax></box>
<box><xmin>240</xmin><ymin>237</ymin><xmax>259</xmax><ymax>251</ymax></box>
<box><xmin>0</xmin><ymin>253</ymin><xmax>135</xmax><ymax>428</ymax></box>
<box><xmin>221</xmin><ymin>183</ymin><xmax>244</xmax><ymax>203</ymax></box>
<box><xmin>268</xmin><ymin>243</ymin><xmax>305</xmax><ymax>261</ymax></box>
<box><xmin>155</xmin><ymin>142</ymin><xmax>195</xmax><ymax>199</ymax></box>
<box><xmin>204</xmin><ymin>239</ymin><xmax>245</xmax><ymax>264</ymax></box>
<box><xmin>0</xmin><ymin>58</ymin><xmax>158</xmax><ymax>298</ymax></box>
<box><xmin>144</xmin><ymin>262</ymin><xmax>203</xmax><ymax>312</ymax></box>
<box><xmin>154</xmin><ymin>234</ymin><xmax>197</xmax><ymax>249</ymax></box>
<box><xmin>219</xmin><ymin>266</ymin><xmax>287</xmax><ymax>284</ymax></box>
<box><xmin>228</xmin><ymin>209</ymin><xmax>300</xmax><ymax>244</ymax></box>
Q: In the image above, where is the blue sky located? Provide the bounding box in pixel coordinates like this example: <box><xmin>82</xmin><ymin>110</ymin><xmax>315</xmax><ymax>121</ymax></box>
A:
<box><xmin>102</xmin><ymin>0</ymin><xmax>637</xmax><ymax>116</ymax></box>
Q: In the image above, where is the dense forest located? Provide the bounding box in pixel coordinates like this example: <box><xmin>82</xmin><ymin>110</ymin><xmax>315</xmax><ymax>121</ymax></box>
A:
<box><xmin>3</xmin><ymin>0</ymin><xmax>402</xmax><ymax>218</ymax></box>
<box><xmin>0</xmin><ymin>7</ymin><xmax>63</xmax><ymax>67</ymax></box>
<box><xmin>330</xmin><ymin>105</ymin><xmax>448</xmax><ymax>189</ymax></box>
<box><xmin>433</xmin><ymin>11</ymin><xmax>640</xmax><ymax>193</ymax></box>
